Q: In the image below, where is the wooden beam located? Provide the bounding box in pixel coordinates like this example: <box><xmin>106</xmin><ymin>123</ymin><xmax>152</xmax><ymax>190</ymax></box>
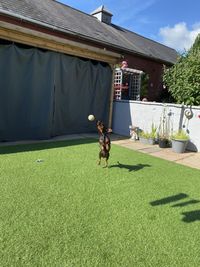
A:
<box><xmin>0</xmin><ymin>21</ymin><xmax>121</xmax><ymax>64</ymax></box>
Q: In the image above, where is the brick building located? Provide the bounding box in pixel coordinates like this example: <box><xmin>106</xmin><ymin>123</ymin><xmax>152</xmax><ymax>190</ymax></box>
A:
<box><xmin>0</xmin><ymin>1</ymin><xmax>177</xmax><ymax>141</ymax></box>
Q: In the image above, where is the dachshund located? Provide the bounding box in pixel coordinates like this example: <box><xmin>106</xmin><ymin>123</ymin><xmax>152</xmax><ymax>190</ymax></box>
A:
<box><xmin>96</xmin><ymin>120</ymin><xmax>112</xmax><ymax>167</ymax></box>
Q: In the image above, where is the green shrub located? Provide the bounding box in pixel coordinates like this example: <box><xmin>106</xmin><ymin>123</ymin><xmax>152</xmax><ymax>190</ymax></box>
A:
<box><xmin>149</xmin><ymin>123</ymin><xmax>157</xmax><ymax>138</ymax></box>
<box><xmin>171</xmin><ymin>130</ymin><xmax>189</xmax><ymax>140</ymax></box>
<box><xmin>140</xmin><ymin>124</ymin><xmax>157</xmax><ymax>139</ymax></box>
<box><xmin>140</xmin><ymin>131</ymin><xmax>150</xmax><ymax>139</ymax></box>
<box><xmin>163</xmin><ymin>34</ymin><xmax>200</xmax><ymax>106</ymax></box>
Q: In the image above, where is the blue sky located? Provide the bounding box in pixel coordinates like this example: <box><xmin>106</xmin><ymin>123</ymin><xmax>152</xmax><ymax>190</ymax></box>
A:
<box><xmin>58</xmin><ymin>0</ymin><xmax>200</xmax><ymax>52</ymax></box>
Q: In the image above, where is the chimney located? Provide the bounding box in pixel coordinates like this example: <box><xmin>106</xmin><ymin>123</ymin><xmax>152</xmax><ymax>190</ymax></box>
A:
<box><xmin>91</xmin><ymin>5</ymin><xmax>113</xmax><ymax>24</ymax></box>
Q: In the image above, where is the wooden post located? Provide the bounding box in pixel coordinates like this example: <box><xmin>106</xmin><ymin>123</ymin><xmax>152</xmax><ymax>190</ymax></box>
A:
<box><xmin>108</xmin><ymin>64</ymin><xmax>116</xmax><ymax>128</ymax></box>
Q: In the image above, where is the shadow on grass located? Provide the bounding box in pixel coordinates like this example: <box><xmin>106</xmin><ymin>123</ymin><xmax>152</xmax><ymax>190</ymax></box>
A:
<box><xmin>150</xmin><ymin>193</ymin><xmax>188</xmax><ymax>206</ymax></box>
<box><xmin>0</xmin><ymin>138</ymin><xmax>96</xmax><ymax>154</ymax></box>
<box><xmin>150</xmin><ymin>193</ymin><xmax>200</xmax><ymax>223</ymax></box>
<box><xmin>182</xmin><ymin>210</ymin><xmax>200</xmax><ymax>223</ymax></box>
<box><xmin>171</xmin><ymin>200</ymin><xmax>200</xmax><ymax>207</ymax></box>
<box><xmin>109</xmin><ymin>161</ymin><xmax>151</xmax><ymax>172</ymax></box>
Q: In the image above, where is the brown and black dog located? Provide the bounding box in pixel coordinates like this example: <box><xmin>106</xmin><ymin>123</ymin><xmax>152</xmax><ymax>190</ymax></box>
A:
<box><xmin>96</xmin><ymin>120</ymin><xmax>112</xmax><ymax>167</ymax></box>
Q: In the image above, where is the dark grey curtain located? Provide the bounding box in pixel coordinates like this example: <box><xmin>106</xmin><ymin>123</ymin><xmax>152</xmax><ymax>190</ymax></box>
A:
<box><xmin>0</xmin><ymin>44</ymin><xmax>112</xmax><ymax>141</ymax></box>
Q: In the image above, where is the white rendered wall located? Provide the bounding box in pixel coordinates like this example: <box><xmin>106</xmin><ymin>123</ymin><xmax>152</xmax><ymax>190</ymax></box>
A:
<box><xmin>112</xmin><ymin>100</ymin><xmax>200</xmax><ymax>152</ymax></box>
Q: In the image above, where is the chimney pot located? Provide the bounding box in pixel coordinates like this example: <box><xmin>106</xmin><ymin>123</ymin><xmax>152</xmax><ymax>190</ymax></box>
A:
<box><xmin>91</xmin><ymin>5</ymin><xmax>113</xmax><ymax>24</ymax></box>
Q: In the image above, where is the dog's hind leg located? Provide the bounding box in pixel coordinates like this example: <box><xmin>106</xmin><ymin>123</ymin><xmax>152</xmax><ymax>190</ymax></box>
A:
<box><xmin>104</xmin><ymin>153</ymin><xmax>109</xmax><ymax>168</ymax></box>
<box><xmin>104</xmin><ymin>159</ymin><xmax>108</xmax><ymax>168</ymax></box>
<box><xmin>98</xmin><ymin>152</ymin><xmax>101</xmax><ymax>165</ymax></box>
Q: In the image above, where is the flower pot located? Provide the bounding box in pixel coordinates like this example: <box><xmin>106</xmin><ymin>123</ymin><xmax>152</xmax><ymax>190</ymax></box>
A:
<box><xmin>139</xmin><ymin>137</ymin><xmax>149</xmax><ymax>144</ymax></box>
<box><xmin>139</xmin><ymin>137</ymin><xmax>156</xmax><ymax>145</ymax></box>
<box><xmin>171</xmin><ymin>139</ymin><xmax>188</xmax><ymax>153</ymax></box>
<box><xmin>158</xmin><ymin>138</ymin><xmax>168</xmax><ymax>148</ymax></box>
<box><xmin>148</xmin><ymin>138</ymin><xmax>155</xmax><ymax>145</ymax></box>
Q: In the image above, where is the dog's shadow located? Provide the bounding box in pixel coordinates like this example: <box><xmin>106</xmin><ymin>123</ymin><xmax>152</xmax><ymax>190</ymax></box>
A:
<box><xmin>109</xmin><ymin>161</ymin><xmax>151</xmax><ymax>172</ymax></box>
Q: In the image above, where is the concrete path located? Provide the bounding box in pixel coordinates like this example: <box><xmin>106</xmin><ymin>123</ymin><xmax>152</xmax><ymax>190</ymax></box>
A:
<box><xmin>0</xmin><ymin>133</ymin><xmax>199</xmax><ymax>170</ymax></box>
<box><xmin>112</xmin><ymin>137</ymin><xmax>200</xmax><ymax>170</ymax></box>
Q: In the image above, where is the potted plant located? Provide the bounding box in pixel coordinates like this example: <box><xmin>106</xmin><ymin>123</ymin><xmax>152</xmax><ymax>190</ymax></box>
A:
<box><xmin>171</xmin><ymin>130</ymin><xmax>189</xmax><ymax>153</ymax></box>
<box><xmin>139</xmin><ymin>123</ymin><xmax>157</xmax><ymax>145</ymax></box>
<box><xmin>148</xmin><ymin>123</ymin><xmax>157</xmax><ymax>145</ymax></box>
<box><xmin>139</xmin><ymin>131</ymin><xmax>150</xmax><ymax>144</ymax></box>
<box><xmin>158</xmin><ymin>106</ymin><xmax>170</xmax><ymax>148</ymax></box>
<box><xmin>158</xmin><ymin>133</ymin><xmax>169</xmax><ymax>148</ymax></box>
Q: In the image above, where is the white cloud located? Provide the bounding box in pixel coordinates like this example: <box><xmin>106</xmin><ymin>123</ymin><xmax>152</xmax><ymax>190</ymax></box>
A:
<box><xmin>159</xmin><ymin>22</ymin><xmax>200</xmax><ymax>51</ymax></box>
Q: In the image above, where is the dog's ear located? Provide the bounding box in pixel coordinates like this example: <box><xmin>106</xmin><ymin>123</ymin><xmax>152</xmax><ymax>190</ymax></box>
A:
<box><xmin>96</xmin><ymin>120</ymin><xmax>100</xmax><ymax>126</ymax></box>
<box><xmin>96</xmin><ymin>120</ymin><xmax>104</xmax><ymax>127</ymax></box>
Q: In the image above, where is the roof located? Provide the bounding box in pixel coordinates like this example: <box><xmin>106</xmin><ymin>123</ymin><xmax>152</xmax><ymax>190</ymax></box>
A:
<box><xmin>0</xmin><ymin>0</ymin><xmax>177</xmax><ymax>64</ymax></box>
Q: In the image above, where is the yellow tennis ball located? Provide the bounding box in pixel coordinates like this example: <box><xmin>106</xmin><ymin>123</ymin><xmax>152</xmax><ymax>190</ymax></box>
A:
<box><xmin>88</xmin><ymin>114</ymin><xmax>95</xmax><ymax>121</ymax></box>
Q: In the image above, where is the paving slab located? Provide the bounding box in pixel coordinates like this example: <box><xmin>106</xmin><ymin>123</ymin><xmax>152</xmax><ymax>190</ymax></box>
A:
<box><xmin>112</xmin><ymin>138</ymin><xmax>200</xmax><ymax>170</ymax></box>
<box><xmin>175</xmin><ymin>152</ymin><xmax>200</xmax><ymax>169</ymax></box>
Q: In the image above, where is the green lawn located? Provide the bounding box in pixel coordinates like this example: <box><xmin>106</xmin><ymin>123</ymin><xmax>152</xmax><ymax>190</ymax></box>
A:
<box><xmin>0</xmin><ymin>139</ymin><xmax>200</xmax><ymax>267</ymax></box>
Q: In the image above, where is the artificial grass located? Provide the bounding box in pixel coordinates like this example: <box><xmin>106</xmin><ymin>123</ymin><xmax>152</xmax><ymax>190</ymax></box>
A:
<box><xmin>0</xmin><ymin>139</ymin><xmax>200</xmax><ymax>267</ymax></box>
